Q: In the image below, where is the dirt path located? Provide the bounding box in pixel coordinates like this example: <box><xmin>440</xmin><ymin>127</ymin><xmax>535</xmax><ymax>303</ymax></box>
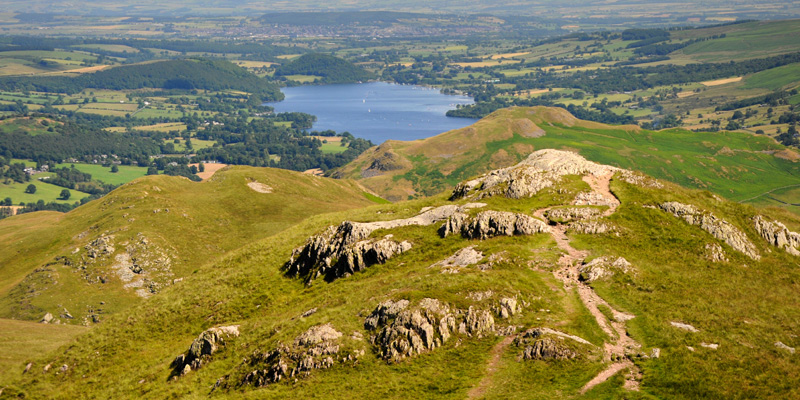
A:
<box><xmin>467</xmin><ymin>335</ymin><xmax>515</xmax><ymax>399</ymax></box>
<box><xmin>536</xmin><ymin>172</ymin><xmax>641</xmax><ymax>394</ymax></box>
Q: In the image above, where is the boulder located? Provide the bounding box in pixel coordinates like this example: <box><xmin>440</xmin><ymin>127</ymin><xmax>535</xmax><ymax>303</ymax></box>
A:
<box><xmin>432</xmin><ymin>246</ymin><xmax>483</xmax><ymax>273</ymax></box>
<box><xmin>173</xmin><ymin>325</ymin><xmax>240</xmax><ymax>376</ymax></box>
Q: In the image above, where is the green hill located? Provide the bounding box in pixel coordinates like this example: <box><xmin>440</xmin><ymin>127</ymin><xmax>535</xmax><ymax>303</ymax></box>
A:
<box><xmin>275</xmin><ymin>53</ymin><xmax>375</xmax><ymax>84</ymax></box>
<box><xmin>3</xmin><ymin>149</ymin><xmax>800</xmax><ymax>398</ymax></box>
<box><xmin>335</xmin><ymin>107</ymin><xmax>800</xmax><ymax>213</ymax></box>
<box><xmin>0</xmin><ymin>166</ymin><xmax>378</xmax><ymax>325</ymax></box>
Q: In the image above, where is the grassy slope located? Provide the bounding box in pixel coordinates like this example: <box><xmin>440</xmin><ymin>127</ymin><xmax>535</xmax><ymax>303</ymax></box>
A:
<box><xmin>0</xmin><ymin>166</ymin><xmax>378</xmax><ymax>324</ymax></box>
<box><xmin>4</xmin><ymin>166</ymin><xmax>800</xmax><ymax>398</ymax></box>
<box><xmin>674</xmin><ymin>19</ymin><xmax>800</xmax><ymax>62</ymax></box>
<box><xmin>336</xmin><ymin>107</ymin><xmax>800</xmax><ymax>207</ymax></box>
<box><xmin>0</xmin><ymin>319</ymin><xmax>86</xmax><ymax>382</ymax></box>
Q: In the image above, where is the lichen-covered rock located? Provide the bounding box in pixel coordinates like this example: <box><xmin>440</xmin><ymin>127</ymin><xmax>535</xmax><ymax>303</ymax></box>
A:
<box><xmin>451</xmin><ymin>149</ymin><xmax>621</xmax><ymax>200</ymax></box>
<box><xmin>545</xmin><ymin>207</ymin><xmax>602</xmax><ymax>223</ymax></box>
<box><xmin>659</xmin><ymin>202</ymin><xmax>760</xmax><ymax>260</ymax></box>
<box><xmin>173</xmin><ymin>325</ymin><xmax>239</xmax><ymax>376</ymax></box>
<box><xmin>286</xmin><ymin>204</ymin><xmax>486</xmax><ymax>284</ymax></box>
<box><xmin>241</xmin><ymin>324</ymin><xmax>358</xmax><ymax>387</ymax></box>
<box><xmin>448</xmin><ymin>211</ymin><xmax>549</xmax><ymax>240</ymax></box>
<box><xmin>618</xmin><ymin>171</ymin><xmax>664</xmax><ymax>189</ymax></box>
<box><xmin>514</xmin><ymin>328</ymin><xmax>592</xmax><ymax>360</ymax></box>
<box><xmin>753</xmin><ymin>215</ymin><xmax>800</xmax><ymax>256</ymax></box>
<box><xmin>579</xmin><ymin>257</ymin><xmax>632</xmax><ymax>282</ymax></box>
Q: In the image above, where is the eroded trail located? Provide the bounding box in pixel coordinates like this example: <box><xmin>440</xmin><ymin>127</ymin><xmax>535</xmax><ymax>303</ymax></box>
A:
<box><xmin>467</xmin><ymin>336</ymin><xmax>515</xmax><ymax>399</ymax></box>
<box><xmin>536</xmin><ymin>171</ymin><xmax>642</xmax><ymax>394</ymax></box>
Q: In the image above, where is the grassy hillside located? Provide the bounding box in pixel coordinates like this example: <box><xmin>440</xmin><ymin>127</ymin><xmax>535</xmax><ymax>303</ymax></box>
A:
<box><xmin>3</xmin><ymin>151</ymin><xmax>799</xmax><ymax>398</ymax></box>
<box><xmin>336</xmin><ymin>107</ymin><xmax>800</xmax><ymax>211</ymax></box>
<box><xmin>0</xmin><ymin>166</ymin><xmax>379</xmax><ymax>325</ymax></box>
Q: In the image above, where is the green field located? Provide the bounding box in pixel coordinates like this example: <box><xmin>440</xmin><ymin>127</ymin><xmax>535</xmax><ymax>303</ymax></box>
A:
<box><xmin>0</xmin><ymin>178</ymin><xmax>87</xmax><ymax>205</ymax></box>
<box><xmin>742</xmin><ymin>62</ymin><xmax>800</xmax><ymax>90</ymax></box>
<box><xmin>53</xmin><ymin>163</ymin><xmax>148</xmax><ymax>186</ymax></box>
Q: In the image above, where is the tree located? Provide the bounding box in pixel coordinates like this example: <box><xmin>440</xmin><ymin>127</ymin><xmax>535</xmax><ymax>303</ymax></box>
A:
<box><xmin>59</xmin><ymin>189</ymin><xmax>71</xmax><ymax>200</ymax></box>
<box><xmin>146</xmin><ymin>166</ymin><xmax>158</xmax><ymax>175</ymax></box>
<box><xmin>25</xmin><ymin>184</ymin><xmax>36</xmax><ymax>194</ymax></box>
<box><xmin>2</xmin><ymin>197</ymin><xmax>11</xmax><ymax>206</ymax></box>
<box><xmin>198</xmin><ymin>162</ymin><xmax>205</xmax><ymax>172</ymax></box>
<box><xmin>111</xmin><ymin>165</ymin><xmax>119</xmax><ymax>173</ymax></box>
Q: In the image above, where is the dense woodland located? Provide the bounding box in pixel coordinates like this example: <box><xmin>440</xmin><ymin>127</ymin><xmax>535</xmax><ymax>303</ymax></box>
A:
<box><xmin>275</xmin><ymin>53</ymin><xmax>375</xmax><ymax>84</ymax></box>
<box><xmin>0</xmin><ymin>59</ymin><xmax>283</xmax><ymax>99</ymax></box>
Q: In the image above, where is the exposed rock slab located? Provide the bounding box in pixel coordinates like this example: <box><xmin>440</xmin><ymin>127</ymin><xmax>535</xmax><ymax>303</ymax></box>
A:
<box><xmin>670</xmin><ymin>321</ymin><xmax>699</xmax><ymax>332</ymax></box>
<box><xmin>433</xmin><ymin>246</ymin><xmax>483</xmax><ymax>273</ymax></box>
<box><xmin>451</xmin><ymin>149</ymin><xmax>621</xmax><ymax>200</ymax></box>
<box><xmin>659</xmin><ymin>202</ymin><xmax>759</xmax><ymax>260</ymax></box>
<box><xmin>754</xmin><ymin>215</ymin><xmax>800</xmax><ymax>256</ymax></box>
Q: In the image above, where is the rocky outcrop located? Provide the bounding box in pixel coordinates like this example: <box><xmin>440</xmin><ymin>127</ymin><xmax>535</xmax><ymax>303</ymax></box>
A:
<box><xmin>544</xmin><ymin>207</ymin><xmax>602</xmax><ymax>224</ymax></box>
<box><xmin>753</xmin><ymin>215</ymin><xmax>800</xmax><ymax>256</ymax></box>
<box><xmin>618</xmin><ymin>171</ymin><xmax>664</xmax><ymax>189</ymax></box>
<box><xmin>364</xmin><ymin>298</ymin><xmax>499</xmax><ymax>363</ymax></box>
<box><xmin>433</xmin><ymin>246</ymin><xmax>483</xmax><ymax>273</ymax></box>
<box><xmin>451</xmin><ymin>149</ymin><xmax>621</xmax><ymax>200</ymax></box>
<box><xmin>85</xmin><ymin>235</ymin><xmax>115</xmax><ymax>258</ymax></box>
<box><xmin>705</xmin><ymin>243</ymin><xmax>729</xmax><ymax>263</ymax></box>
<box><xmin>514</xmin><ymin>328</ymin><xmax>592</xmax><ymax>360</ymax></box>
<box><xmin>241</xmin><ymin>324</ymin><xmax>361</xmax><ymax>387</ymax></box>
<box><xmin>495</xmin><ymin>297</ymin><xmax>520</xmax><ymax>319</ymax></box>
<box><xmin>286</xmin><ymin>204</ymin><xmax>485</xmax><ymax>284</ymax></box>
<box><xmin>440</xmin><ymin>211</ymin><xmax>549</xmax><ymax>240</ymax></box>
<box><xmin>173</xmin><ymin>325</ymin><xmax>240</xmax><ymax>376</ymax></box>
<box><xmin>567</xmin><ymin>220</ymin><xmax>615</xmax><ymax>235</ymax></box>
<box><xmin>579</xmin><ymin>257</ymin><xmax>632</xmax><ymax>282</ymax></box>
<box><xmin>775</xmin><ymin>341</ymin><xmax>796</xmax><ymax>354</ymax></box>
<box><xmin>659</xmin><ymin>202</ymin><xmax>760</xmax><ymax>260</ymax></box>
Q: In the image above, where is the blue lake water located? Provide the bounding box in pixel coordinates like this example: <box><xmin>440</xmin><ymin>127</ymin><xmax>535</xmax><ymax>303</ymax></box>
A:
<box><xmin>267</xmin><ymin>82</ymin><xmax>476</xmax><ymax>144</ymax></box>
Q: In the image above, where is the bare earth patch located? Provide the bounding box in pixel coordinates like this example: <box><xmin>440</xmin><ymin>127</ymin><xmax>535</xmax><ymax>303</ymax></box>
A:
<box><xmin>190</xmin><ymin>162</ymin><xmax>227</xmax><ymax>181</ymax></box>
<box><xmin>701</xmin><ymin>76</ymin><xmax>742</xmax><ymax>86</ymax></box>
<box><xmin>247</xmin><ymin>182</ymin><xmax>273</xmax><ymax>193</ymax></box>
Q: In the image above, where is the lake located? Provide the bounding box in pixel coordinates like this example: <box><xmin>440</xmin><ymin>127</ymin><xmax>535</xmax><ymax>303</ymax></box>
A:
<box><xmin>267</xmin><ymin>82</ymin><xmax>476</xmax><ymax>143</ymax></box>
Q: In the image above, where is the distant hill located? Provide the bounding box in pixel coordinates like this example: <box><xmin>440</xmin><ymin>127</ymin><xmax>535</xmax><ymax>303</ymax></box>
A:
<box><xmin>275</xmin><ymin>53</ymin><xmax>375</xmax><ymax>84</ymax></box>
<box><xmin>0</xmin><ymin>166</ymin><xmax>379</xmax><ymax>325</ymax></box>
<box><xmin>335</xmin><ymin>106</ymin><xmax>800</xmax><ymax>212</ymax></box>
<box><xmin>0</xmin><ymin>59</ymin><xmax>283</xmax><ymax>99</ymax></box>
